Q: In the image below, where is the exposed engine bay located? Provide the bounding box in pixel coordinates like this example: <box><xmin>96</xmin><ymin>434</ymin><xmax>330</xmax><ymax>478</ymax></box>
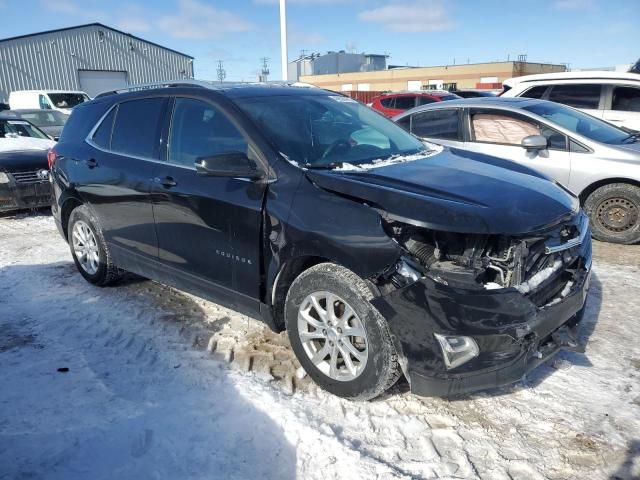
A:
<box><xmin>378</xmin><ymin>216</ymin><xmax>588</xmax><ymax>307</ymax></box>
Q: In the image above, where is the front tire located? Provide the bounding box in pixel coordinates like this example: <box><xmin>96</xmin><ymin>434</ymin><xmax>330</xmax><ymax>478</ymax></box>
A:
<box><xmin>584</xmin><ymin>183</ymin><xmax>640</xmax><ymax>244</ymax></box>
<box><xmin>68</xmin><ymin>205</ymin><xmax>122</xmax><ymax>286</ymax></box>
<box><xmin>285</xmin><ymin>263</ymin><xmax>402</xmax><ymax>400</ymax></box>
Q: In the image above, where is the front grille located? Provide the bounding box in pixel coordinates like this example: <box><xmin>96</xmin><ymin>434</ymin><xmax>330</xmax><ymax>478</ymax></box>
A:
<box><xmin>10</xmin><ymin>171</ymin><xmax>46</xmax><ymax>184</ymax></box>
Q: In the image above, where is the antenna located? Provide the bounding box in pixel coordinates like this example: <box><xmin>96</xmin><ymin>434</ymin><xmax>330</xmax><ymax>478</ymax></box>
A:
<box><xmin>216</xmin><ymin>60</ymin><xmax>226</xmax><ymax>83</ymax></box>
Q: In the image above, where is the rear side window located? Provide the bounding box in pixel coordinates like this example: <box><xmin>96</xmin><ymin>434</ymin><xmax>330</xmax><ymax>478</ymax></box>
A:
<box><xmin>396</xmin><ymin>115</ymin><xmax>411</xmax><ymax>130</ymax></box>
<box><xmin>417</xmin><ymin>96</ymin><xmax>436</xmax><ymax>106</ymax></box>
<box><xmin>394</xmin><ymin>96</ymin><xmax>417</xmax><ymax>110</ymax></box>
<box><xmin>92</xmin><ymin>107</ymin><xmax>116</xmax><ymax>149</ymax></box>
<box><xmin>521</xmin><ymin>85</ymin><xmax>548</xmax><ymax>99</ymax></box>
<box><xmin>612</xmin><ymin>86</ymin><xmax>640</xmax><ymax>112</ymax></box>
<box><xmin>168</xmin><ymin>98</ymin><xmax>248</xmax><ymax>168</ymax></box>
<box><xmin>379</xmin><ymin>98</ymin><xmax>394</xmax><ymax>108</ymax></box>
<box><xmin>547</xmin><ymin>84</ymin><xmax>601</xmax><ymax>109</ymax></box>
<box><xmin>411</xmin><ymin>109</ymin><xmax>459</xmax><ymax>140</ymax></box>
<box><xmin>111</xmin><ymin>98</ymin><xmax>165</xmax><ymax>158</ymax></box>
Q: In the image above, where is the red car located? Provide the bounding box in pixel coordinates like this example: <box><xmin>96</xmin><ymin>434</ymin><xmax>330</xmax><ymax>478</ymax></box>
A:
<box><xmin>370</xmin><ymin>91</ymin><xmax>461</xmax><ymax>117</ymax></box>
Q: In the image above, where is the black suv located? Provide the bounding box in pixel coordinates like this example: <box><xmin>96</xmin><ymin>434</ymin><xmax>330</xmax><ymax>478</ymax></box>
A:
<box><xmin>50</xmin><ymin>82</ymin><xmax>592</xmax><ymax>400</ymax></box>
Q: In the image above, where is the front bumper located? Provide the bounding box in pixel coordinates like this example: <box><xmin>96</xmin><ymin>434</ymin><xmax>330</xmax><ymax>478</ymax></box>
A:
<box><xmin>0</xmin><ymin>177</ymin><xmax>51</xmax><ymax>213</ymax></box>
<box><xmin>372</xmin><ymin>237</ymin><xmax>592</xmax><ymax>397</ymax></box>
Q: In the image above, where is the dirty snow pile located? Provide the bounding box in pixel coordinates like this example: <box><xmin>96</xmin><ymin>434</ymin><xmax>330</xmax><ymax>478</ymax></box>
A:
<box><xmin>1</xmin><ymin>213</ymin><xmax>639</xmax><ymax>480</ymax></box>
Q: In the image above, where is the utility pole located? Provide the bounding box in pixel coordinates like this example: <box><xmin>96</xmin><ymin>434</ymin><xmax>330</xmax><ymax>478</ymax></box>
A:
<box><xmin>259</xmin><ymin>57</ymin><xmax>270</xmax><ymax>82</ymax></box>
<box><xmin>216</xmin><ymin>60</ymin><xmax>226</xmax><ymax>83</ymax></box>
<box><xmin>280</xmin><ymin>0</ymin><xmax>288</xmax><ymax>80</ymax></box>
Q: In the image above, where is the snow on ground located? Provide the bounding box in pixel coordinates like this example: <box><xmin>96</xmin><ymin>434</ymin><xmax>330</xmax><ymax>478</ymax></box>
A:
<box><xmin>1</xmin><ymin>211</ymin><xmax>639</xmax><ymax>480</ymax></box>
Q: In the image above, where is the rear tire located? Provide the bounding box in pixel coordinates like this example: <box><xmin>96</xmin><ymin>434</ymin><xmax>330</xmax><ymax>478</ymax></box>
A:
<box><xmin>285</xmin><ymin>263</ymin><xmax>402</xmax><ymax>400</ymax></box>
<box><xmin>584</xmin><ymin>183</ymin><xmax>640</xmax><ymax>244</ymax></box>
<box><xmin>68</xmin><ymin>205</ymin><xmax>122</xmax><ymax>286</ymax></box>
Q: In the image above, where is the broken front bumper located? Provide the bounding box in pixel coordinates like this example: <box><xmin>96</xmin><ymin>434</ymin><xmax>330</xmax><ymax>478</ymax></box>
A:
<box><xmin>372</xmin><ymin>237</ymin><xmax>592</xmax><ymax>397</ymax></box>
<box><xmin>0</xmin><ymin>176</ymin><xmax>51</xmax><ymax>213</ymax></box>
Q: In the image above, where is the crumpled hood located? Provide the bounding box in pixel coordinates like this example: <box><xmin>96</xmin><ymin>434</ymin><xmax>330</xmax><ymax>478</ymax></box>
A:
<box><xmin>306</xmin><ymin>148</ymin><xmax>579</xmax><ymax>235</ymax></box>
<box><xmin>0</xmin><ymin>150</ymin><xmax>49</xmax><ymax>172</ymax></box>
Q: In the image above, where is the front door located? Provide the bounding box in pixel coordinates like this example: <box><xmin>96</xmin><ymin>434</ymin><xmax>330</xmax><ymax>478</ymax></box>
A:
<box><xmin>462</xmin><ymin>108</ymin><xmax>571</xmax><ymax>186</ymax></box>
<box><xmin>150</xmin><ymin>96</ymin><xmax>267</xmax><ymax>311</ymax></box>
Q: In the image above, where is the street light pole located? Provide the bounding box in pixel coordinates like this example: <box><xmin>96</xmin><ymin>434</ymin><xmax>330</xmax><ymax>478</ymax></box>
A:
<box><xmin>279</xmin><ymin>0</ymin><xmax>288</xmax><ymax>81</ymax></box>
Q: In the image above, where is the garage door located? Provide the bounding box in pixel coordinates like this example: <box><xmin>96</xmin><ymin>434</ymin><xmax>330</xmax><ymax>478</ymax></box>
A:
<box><xmin>78</xmin><ymin>70</ymin><xmax>128</xmax><ymax>98</ymax></box>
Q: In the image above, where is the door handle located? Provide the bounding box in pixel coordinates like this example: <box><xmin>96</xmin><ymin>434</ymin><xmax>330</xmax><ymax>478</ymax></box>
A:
<box><xmin>155</xmin><ymin>176</ymin><xmax>177</xmax><ymax>188</ymax></box>
<box><xmin>85</xmin><ymin>158</ymin><xmax>98</xmax><ymax>168</ymax></box>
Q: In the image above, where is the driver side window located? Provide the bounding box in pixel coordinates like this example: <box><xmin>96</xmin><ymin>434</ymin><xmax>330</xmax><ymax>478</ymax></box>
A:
<box><xmin>38</xmin><ymin>95</ymin><xmax>51</xmax><ymax>109</ymax></box>
<box><xmin>169</xmin><ymin>98</ymin><xmax>248</xmax><ymax>168</ymax></box>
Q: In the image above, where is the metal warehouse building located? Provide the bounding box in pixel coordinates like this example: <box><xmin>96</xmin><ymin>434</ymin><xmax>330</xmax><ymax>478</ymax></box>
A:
<box><xmin>0</xmin><ymin>23</ymin><xmax>194</xmax><ymax>101</ymax></box>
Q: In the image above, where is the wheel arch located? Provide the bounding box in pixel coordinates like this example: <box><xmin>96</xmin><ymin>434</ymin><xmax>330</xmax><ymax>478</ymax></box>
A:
<box><xmin>268</xmin><ymin>255</ymin><xmax>332</xmax><ymax>332</ymax></box>
<box><xmin>579</xmin><ymin>177</ymin><xmax>640</xmax><ymax>205</ymax></box>
<box><xmin>60</xmin><ymin>196</ymin><xmax>84</xmax><ymax>241</ymax></box>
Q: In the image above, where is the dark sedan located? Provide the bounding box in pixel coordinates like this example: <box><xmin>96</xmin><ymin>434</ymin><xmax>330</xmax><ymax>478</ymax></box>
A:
<box><xmin>7</xmin><ymin>109</ymin><xmax>68</xmax><ymax>140</ymax></box>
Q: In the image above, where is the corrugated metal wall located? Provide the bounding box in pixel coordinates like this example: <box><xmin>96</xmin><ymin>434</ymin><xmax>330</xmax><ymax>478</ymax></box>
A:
<box><xmin>0</xmin><ymin>24</ymin><xmax>194</xmax><ymax>101</ymax></box>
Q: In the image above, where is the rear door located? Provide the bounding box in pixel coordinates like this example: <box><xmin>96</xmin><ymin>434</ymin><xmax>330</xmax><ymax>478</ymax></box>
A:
<box><xmin>603</xmin><ymin>85</ymin><xmax>640</xmax><ymax>131</ymax></box>
<box><xmin>150</xmin><ymin>95</ymin><xmax>268</xmax><ymax>312</ymax></box>
<box><xmin>462</xmin><ymin>108</ymin><xmax>571</xmax><ymax>185</ymax></box>
<box><xmin>82</xmin><ymin>96</ymin><xmax>166</xmax><ymax>265</ymax></box>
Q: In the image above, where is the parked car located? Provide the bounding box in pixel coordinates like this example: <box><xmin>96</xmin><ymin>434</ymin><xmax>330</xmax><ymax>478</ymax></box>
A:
<box><xmin>393</xmin><ymin>97</ymin><xmax>640</xmax><ymax>244</ymax></box>
<box><xmin>7</xmin><ymin>109</ymin><xmax>68</xmax><ymax>140</ymax></box>
<box><xmin>9</xmin><ymin>90</ymin><xmax>91</xmax><ymax>115</ymax></box>
<box><xmin>369</xmin><ymin>91</ymin><xmax>461</xmax><ymax>117</ymax></box>
<box><xmin>50</xmin><ymin>82</ymin><xmax>591</xmax><ymax>400</ymax></box>
<box><xmin>500</xmin><ymin>71</ymin><xmax>640</xmax><ymax>132</ymax></box>
<box><xmin>450</xmin><ymin>90</ymin><xmax>497</xmax><ymax>98</ymax></box>
<box><xmin>0</xmin><ymin>113</ymin><xmax>54</xmax><ymax>213</ymax></box>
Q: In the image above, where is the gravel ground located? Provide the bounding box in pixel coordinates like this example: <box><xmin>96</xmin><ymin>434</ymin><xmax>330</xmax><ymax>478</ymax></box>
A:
<box><xmin>0</xmin><ymin>211</ymin><xmax>639</xmax><ymax>480</ymax></box>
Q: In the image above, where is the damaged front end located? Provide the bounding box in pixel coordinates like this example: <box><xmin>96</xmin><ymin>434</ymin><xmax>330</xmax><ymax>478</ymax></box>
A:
<box><xmin>371</xmin><ymin>211</ymin><xmax>592</xmax><ymax>397</ymax></box>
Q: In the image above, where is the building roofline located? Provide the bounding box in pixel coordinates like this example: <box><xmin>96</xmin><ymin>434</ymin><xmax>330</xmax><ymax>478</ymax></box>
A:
<box><xmin>0</xmin><ymin>22</ymin><xmax>194</xmax><ymax>59</ymax></box>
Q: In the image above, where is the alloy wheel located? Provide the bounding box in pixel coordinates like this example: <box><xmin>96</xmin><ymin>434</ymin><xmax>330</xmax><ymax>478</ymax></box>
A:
<box><xmin>297</xmin><ymin>291</ymin><xmax>368</xmax><ymax>381</ymax></box>
<box><xmin>71</xmin><ymin>220</ymin><xmax>100</xmax><ymax>275</ymax></box>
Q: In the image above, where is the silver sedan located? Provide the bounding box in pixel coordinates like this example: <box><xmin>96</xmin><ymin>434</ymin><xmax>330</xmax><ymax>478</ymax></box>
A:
<box><xmin>393</xmin><ymin>97</ymin><xmax>640</xmax><ymax>244</ymax></box>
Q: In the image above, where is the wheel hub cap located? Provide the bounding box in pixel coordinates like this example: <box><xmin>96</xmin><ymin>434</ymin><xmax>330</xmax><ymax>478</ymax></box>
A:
<box><xmin>71</xmin><ymin>220</ymin><xmax>100</xmax><ymax>275</ymax></box>
<box><xmin>297</xmin><ymin>291</ymin><xmax>368</xmax><ymax>382</ymax></box>
<box><xmin>597</xmin><ymin>197</ymin><xmax>638</xmax><ymax>232</ymax></box>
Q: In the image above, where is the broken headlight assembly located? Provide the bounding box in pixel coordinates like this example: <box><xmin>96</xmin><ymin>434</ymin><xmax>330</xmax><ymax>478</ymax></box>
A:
<box><xmin>434</xmin><ymin>334</ymin><xmax>480</xmax><ymax>370</ymax></box>
<box><xmin>379</xmin><ymin>216</ymin><xmax>583</xmax><ymax>306</ymax></box>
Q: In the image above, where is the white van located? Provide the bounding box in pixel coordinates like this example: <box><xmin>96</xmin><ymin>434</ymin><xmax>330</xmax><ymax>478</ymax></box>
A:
<box><xmin>9</xmin><ymin>90</ymin><xmax>91</xmax><ymax>115</ymax></box>
<box><xmin>501</xmin><ymin>71</ymin><xmax>640</xmax><ymax>132</ymax></box>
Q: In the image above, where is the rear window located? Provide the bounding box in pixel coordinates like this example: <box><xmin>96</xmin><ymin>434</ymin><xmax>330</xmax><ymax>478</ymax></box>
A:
<box><xmin>547</xmin><ymin>84</ymin><xmax>602</xmax><ymax>109</ymax></box>
<box><xmin>379</xmin><ymin>98</ymin><xmax>394</xmax><ymax>108</ymax></box>
<box><xmin>111</xmin><ymin>98</ymin><xmax>165</xmax><ymax>158</ymax></box>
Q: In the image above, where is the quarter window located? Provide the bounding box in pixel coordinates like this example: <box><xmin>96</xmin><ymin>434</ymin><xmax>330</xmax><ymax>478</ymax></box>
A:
<box><xmin>521</xmin><ymin>85</ymin><xmax>548</xmax><ymax>99</ymax></box>
<box><xmin>92</xmin><ymin>107</ymin><xmax>116</xmax><ymax>149</ymax></box>
<box><xmin>111</xmin><ymin>98</ymin><xmax>165</xmax><ymax>158</ymax></box>
<box><xmin>168</xmin><ymin>98</ymin><xmax>248</xmax><ymax>168</ymax></box>
<box><xmin>411</xmin><ymin>109</ymin><xmax>459</xmax><ymax>140</ymax></box>
<box><xmin>612</xmin><ymin>86</ymin><xmax>640</xmax><ymax>112</ymax></box>
<box><xmin>547</xmin><ymin>84</ymin><xmax>601</xmax><ymax>109</ymax></box>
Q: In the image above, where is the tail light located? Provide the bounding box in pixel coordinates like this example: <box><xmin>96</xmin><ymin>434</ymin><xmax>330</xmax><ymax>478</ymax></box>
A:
<box><xmin>47</xmin><ymin>149</ymin><xmax>57</xmax><ymax>169</ymax></box>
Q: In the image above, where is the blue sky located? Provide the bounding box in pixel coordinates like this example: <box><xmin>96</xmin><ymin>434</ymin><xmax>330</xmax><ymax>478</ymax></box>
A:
<box><xmin>1</xmin><ymin>0</ymin><xmax>638</xmax><ymax>81</ymax></box>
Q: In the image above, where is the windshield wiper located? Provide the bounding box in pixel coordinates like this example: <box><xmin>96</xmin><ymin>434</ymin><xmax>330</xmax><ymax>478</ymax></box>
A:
<box><xmin>621</xmin><ymin>132</ymin><xmax>640</xmax><ymax>143</ymax></box>
<box><xmin>302</xmin><ymin>162</ymin><xmax>363</xmax><ymax>170</ymax></box>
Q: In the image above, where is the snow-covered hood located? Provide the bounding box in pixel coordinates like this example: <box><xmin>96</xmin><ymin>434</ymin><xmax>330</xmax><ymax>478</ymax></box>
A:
<box><xmin>306</xmin><ymin>147</ymin><xmax>579</xmax><ymax>235</ymax></box>
<box><xmin>0</xmin><ymin>136</ymin><xmax>55</xmax><ymax>153</ymax></box>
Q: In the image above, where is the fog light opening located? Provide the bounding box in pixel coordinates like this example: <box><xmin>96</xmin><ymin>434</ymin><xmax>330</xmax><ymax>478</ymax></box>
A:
<box><xmin>434</xmin><ymin>333</ymin><xmax>479</xmax><ymax>370</ymax></box>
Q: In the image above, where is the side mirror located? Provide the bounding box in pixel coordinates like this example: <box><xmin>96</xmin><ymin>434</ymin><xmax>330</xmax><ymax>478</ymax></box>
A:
<box><xmin>521</xmin><ymin>135</ymin><xmax>548</xmax><ymax>151</ymax></box>
<box><xmin>195</xmin><ymin>152</ymin><xmax>264</xmax><ymax>180</ymax></box>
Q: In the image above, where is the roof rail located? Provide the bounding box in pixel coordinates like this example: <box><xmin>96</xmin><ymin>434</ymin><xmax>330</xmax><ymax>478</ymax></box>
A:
<box><xmin>94</xmin><ymin>79</ymin><xmax>212</xmax><ymax>98</ymax></box>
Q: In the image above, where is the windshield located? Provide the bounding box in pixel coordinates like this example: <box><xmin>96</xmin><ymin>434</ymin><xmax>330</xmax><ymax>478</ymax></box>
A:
<box><xmin>523</xmin><ymin>102</ymin><xmax>633</xmax><ymax>145</ymax></box>
<box><xmin>17</xmin><ymin>110</ymin><xmax>68</xmax><ymax>127</ymax></box>
<box><xmin>236</xmin><ymin>94</ymin><xmax>426</xmax><ymax>167</ymax></box>
<box><xmin>47</xmin><ymin>93</ymin><xmax>90</xmax><ymax>109</ymax></box>
<box><xmin>0</xmin><ymin>120</ymin><xmax>49</xmax><ymax>139</ymax></box>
